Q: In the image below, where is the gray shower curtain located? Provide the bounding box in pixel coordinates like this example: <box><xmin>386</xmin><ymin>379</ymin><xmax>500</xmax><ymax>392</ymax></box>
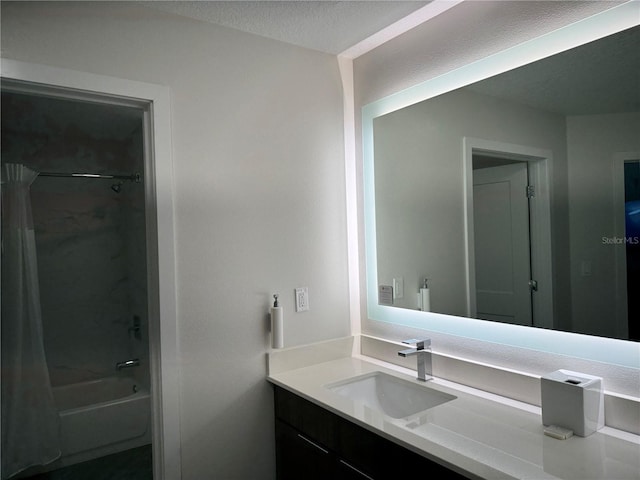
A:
<box><xmin>1</xmin><ymin>163</ymin><xmax>61</xmax><ymax>479</ymax></box>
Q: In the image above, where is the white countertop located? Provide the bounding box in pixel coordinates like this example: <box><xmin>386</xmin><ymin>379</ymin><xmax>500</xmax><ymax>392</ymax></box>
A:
<box><xmin>268</xmin><ymin>355</ymin><xmax>640</xmax><ymax>480</ymax></box>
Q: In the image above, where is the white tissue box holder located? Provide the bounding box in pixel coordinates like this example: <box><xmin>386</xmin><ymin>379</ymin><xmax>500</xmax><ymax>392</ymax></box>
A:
<box><xmin>541</xmin><ymin>369</ymin><xmax>604</xmax><ymax>437</ymax></box>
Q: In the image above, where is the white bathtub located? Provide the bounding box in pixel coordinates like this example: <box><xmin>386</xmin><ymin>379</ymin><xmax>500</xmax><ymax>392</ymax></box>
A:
<box><xmin>52</xmin><ymin>376</ymin><xmax>150</xmax><ymax>459</ymax></box>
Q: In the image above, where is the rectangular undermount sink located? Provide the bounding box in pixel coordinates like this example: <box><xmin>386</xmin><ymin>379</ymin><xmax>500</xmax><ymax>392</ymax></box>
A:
<box><xmin>326</xmin><ymin>372</ymin><xmax>456</xmax><ymax>419</ymax></box>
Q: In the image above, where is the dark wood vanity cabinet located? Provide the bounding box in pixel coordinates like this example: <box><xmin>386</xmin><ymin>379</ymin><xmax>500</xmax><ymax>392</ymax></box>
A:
<box><xmin>274</xmin><ymin>386</ymin><xmax>469</xmax><ymax>480</ymax></box>
<box><xmin>275</xmin><ymin>419</ymin><xmax>337</xmax><ymax>480</ymax></box>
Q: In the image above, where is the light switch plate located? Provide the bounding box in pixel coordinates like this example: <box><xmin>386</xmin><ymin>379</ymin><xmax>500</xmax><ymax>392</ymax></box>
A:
<box><xmin>393</xmin><ymin>277</ymin><xmax>404</xmax><ymax>299</ymax></box>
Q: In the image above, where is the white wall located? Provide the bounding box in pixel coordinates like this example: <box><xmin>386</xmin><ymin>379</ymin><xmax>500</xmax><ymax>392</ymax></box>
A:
<box><xmin>354</xmin><ymin>0</ymin><xmax>639</xmax><ymax>397</ymax></box>
<box><xmin>1</xmin><ymin>2</ymin><xmax>351</xmax><ymax>479</ymax></box>
<box><xmin>567</xmin><ymin>112</ymin><xmax>640</xmax><ymax>337</ymax></box>
<box><xmin>374</xmin><ymin>89</ymin><xmax>567</xmax><ymax>317</ymax></box>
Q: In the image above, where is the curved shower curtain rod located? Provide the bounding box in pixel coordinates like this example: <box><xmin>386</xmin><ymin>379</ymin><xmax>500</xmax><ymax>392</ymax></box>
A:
<box><xmin>38</xmin><ymin>171</ymin><xmax>142</xmax><ymax>182</ymax></box>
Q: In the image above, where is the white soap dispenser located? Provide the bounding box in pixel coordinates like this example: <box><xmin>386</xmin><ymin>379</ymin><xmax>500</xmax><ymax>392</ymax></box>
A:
<box><xmin>419</xmin><ymin>278</ymin><xmax>431</xmax><ymax>312</ymax></box>
<box><xmin>270</xmin><ymin>294</ymin><xmax>284</xmax><ymax>349</ymax></box>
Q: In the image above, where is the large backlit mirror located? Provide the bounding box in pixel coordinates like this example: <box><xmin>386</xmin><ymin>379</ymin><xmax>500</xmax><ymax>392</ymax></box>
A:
<box><xmin>363</xmin><ymin>3</ymin><xmax>639</xmax><ymax>367</ymax></box>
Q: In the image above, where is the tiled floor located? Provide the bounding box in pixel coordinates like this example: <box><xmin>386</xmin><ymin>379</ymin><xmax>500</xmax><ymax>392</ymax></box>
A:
<box><xmin>23</xmin><ymin>445</ymin><xmax>152</xmax><ymax>480</ymax></box>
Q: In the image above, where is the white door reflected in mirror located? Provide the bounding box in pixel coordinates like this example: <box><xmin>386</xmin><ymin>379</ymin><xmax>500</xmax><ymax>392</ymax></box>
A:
<box><xmin>473</xmin><ymin>160</ymin><xmax>532</xmax><ymax>326</ymax></box>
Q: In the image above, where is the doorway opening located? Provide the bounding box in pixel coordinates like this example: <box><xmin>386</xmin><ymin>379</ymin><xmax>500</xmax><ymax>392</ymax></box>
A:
<box><xmin>624</xmin><ymin>160</ymin><xmax>640</xmax><ymax>340</ymax></box>
<box><xmin>614</xmin><ymin>155</ymin><xmax>640</xmax><ymax>341</ymax></box>
<box><xmin>463</xmin><ymin>138</ymin><xmax>554</xmax><ymax>330</ymax></box>
<box><xmin>1</xmin><ymin>60</ymin><xmax>180</xmax><ymax>480</ymax></box>
<box><xmin>1</xmin><ymin>89</ymin><xmax>152</xmax><ymax>478</ymax></box>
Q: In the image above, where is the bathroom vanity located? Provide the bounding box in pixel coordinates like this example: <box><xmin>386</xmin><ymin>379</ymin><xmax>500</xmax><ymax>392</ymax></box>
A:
<box><xmin>274</xmin><ymin>386</ymin><xmax>466</xmax><ymax>479</ymax></box>
<box><xmin>268</xmin><ymin>340</ymin><xmax>640</xmax><ymax>480</ymax></box>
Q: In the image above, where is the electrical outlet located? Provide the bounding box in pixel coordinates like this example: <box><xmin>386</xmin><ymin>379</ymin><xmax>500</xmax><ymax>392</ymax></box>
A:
<box><xmin>295</xmin><ymin>287</ymin><xmax>309</xmax><ymax>312</ymax></box>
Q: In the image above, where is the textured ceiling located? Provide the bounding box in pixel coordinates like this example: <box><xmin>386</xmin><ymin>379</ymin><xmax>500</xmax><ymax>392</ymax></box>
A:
<box><xmin>467</xmin><ymin>25</ymin><xmax>640</xmax><ymax>116</ymax></box>
<box><xmin>141</xmin><ymin>1</ymin><xmax>430</xmax><ymax>55</ymax></box>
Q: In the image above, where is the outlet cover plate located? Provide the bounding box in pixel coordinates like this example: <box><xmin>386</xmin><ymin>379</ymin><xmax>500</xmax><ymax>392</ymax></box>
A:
<box><xmin>295</xmin><ymin>287</ymin><xmax>309</xmax><ymax>312</ymax></box>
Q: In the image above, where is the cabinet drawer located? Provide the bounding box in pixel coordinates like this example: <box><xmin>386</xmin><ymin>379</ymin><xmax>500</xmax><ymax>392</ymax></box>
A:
<box><xmin>275</xmin><ymin>419</ymin><xmax>335</xmax><ymax>480</ymax></box>
<box><xmin>274</xmin><ymin>386</ymin><xmax>338</xmax><ymax>451</ymax></box>
<box><xmin>336</xmin><ymin>413</ymin><xmax>467</xmax><ymax>479</ymax></box>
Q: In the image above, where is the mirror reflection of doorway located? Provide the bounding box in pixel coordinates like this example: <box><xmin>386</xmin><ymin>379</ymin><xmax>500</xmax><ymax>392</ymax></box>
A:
<box><xmin>624</xmin><ymin>160</ymin><xmax>640</xmax><ymax>340</ymax></box>
<box><xmin>472</xmin><ymin>156</ymin><xmax>533</xmax><ymax>326</ymax></box>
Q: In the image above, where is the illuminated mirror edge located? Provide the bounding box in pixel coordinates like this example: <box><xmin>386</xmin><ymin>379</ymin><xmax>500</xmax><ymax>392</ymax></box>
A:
<box><xmin>362</xmin><ymin>2</ymin><xmax>640</xmax><ymax>369</ymax></box>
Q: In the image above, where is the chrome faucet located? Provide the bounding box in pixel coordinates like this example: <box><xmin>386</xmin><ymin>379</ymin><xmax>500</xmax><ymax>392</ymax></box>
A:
<box><xmin>116</xmin><ymin>358</ymin><xmax>140</xmax><ymax>371</ymax></box>
<box><xmin>398</xmin><ymin>338</ymin><xmax>432</xmax><ymax>382</ymax></box>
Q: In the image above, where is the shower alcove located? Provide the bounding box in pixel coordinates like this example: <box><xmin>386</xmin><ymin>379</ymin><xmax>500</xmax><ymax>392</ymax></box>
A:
<box><xmin>1</xmin><ymin>90</ymin><xmax>152</xmax><ymax>477</ymax></box>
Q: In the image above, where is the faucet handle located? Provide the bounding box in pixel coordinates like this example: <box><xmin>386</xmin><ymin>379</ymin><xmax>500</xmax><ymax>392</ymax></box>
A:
<box><xmin>402</xmin><ymin>338</ymin><xmax>431</xmax><ymax>350</ymax></box>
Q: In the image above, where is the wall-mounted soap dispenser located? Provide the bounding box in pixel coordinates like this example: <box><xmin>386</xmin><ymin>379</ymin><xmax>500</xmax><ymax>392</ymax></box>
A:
<box><xmin>270</xmin><ymin>294</ymin><xmax>284</xmax><ymax>349</ymax></box>
<box><xmin>418</xmin><ymin>278</ymin><xmax>430</xmax><ymax>312</ymax></box>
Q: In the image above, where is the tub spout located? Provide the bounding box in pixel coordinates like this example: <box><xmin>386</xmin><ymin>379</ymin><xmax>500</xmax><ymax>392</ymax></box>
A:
<box><xmin>116</xmin><ymin>358</ymin><xmax>140</xmax><ymax>371</ymax></box>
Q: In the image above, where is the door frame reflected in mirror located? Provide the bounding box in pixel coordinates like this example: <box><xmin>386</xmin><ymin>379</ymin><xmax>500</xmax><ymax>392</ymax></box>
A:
<box><xmin>463</xmin><ymin>137</ymin><xmax>554</xmax><ymax>329</ymax></box>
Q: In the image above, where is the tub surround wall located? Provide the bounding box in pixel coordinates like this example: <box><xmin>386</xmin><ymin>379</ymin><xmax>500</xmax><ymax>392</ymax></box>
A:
<box><xmin>121</xmin><ymin>121</ymin><xmax>150</xmax><ymax>389</ymax></box>
<box><xmin>0</xmin><ymin>92</ymin><xmax>148</xmax><ymax>387</ymax></box>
